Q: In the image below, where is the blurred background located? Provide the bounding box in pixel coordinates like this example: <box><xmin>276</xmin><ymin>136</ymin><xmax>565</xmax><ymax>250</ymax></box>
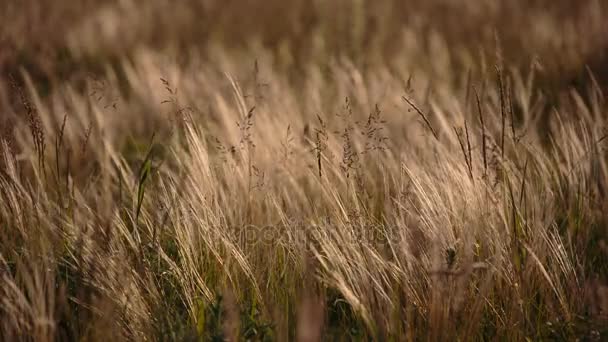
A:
<box><xmin>1</xmin><ymin>0</ymin><xmax>607</xmax><ymax>89</ymax></box>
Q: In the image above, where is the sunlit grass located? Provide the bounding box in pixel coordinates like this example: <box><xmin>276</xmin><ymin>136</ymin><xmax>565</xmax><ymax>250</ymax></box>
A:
<box><xmin>1</xmin><ymin>1</ymin><xmax>608</xmax><ymax>340</ymax></box>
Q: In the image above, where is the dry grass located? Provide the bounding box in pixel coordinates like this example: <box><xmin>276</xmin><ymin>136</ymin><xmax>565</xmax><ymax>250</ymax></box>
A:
<box><xmin>1</xmin><ymin>0</ymin><xmax>608</xmax><ymax>340</ymax></box>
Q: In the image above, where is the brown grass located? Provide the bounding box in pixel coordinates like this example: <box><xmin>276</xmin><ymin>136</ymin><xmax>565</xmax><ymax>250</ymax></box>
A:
<box><xmin>1</xmin><ymin>0</ymin><xmax>608</xmax><ymax>340</ymax></box>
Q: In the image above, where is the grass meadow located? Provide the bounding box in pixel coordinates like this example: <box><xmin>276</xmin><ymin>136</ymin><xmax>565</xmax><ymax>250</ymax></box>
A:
<box><xmin>1</xmin><ymin>0</ymin><xmax>608</xmax><ymax>340</ymax></box>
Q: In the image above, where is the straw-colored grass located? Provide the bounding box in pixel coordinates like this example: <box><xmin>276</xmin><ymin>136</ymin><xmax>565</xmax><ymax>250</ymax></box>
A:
<box><xmin>1</xmin><ymin>0</ymin><xmax>608</xmax><ymax>340</ymax></box>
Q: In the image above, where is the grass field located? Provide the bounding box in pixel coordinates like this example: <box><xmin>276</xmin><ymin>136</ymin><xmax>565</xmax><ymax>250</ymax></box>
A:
<box><xmin>1</xmin><ymin>0</ymin><xmax>608</xmax><ymax>340</ymax></box>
